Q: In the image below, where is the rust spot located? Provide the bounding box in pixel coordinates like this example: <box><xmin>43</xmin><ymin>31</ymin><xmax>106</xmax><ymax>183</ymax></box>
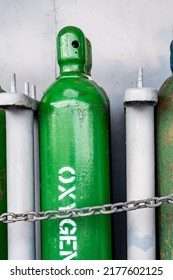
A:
<box><xmin>0</xmin><ymin>189</ymin><xmax>5</xmax><ymax>201</ymax></box>
<box><xmin>157</xmin><ymin>97</ymin><xmax>173</xmax><ymax>114</ymax></box>
<box><xmin>102</xmin><ymin>106</ymin><xmax>108</xmax><ymax>114</ymax></box>
<box><xmin>160</xmin><ymin>250</ymin><xmax>165</xmax><ymax>259</ymax></box>
<box><xmin>165</xmin><ymin>123</ymin><xmax>173</xmax><ymax>144</ymax></box>
<box><xmin>0</xmin><ymin>168</ymin><xmax>6</xmax><ymax>187</ymax></box>
<box><xmin>157</xmin><ymin>77</ymin><xmax>173</xmax><ymax>114</ymax></box>
<box><xmin>169</xmin><ymin>160</ymin><xmax>173</xmax><ymax>173</ymax></box>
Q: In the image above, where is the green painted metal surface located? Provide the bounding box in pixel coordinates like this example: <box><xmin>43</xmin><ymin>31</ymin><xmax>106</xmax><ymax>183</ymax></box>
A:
<box><xmin>156</xmin><ymin>75</ymin><xmax>173</xmax><ymax>259</ymax></box>
<box><xmin>85</xmin><ymin>37</ymin><xmax>110</xmax><ymax>107</ymax></box>
<box><xmin>39</xmin><ymin>26</ymin><xmax>112</xmax><ymax>260</ymax></box>
<box><xmin>0</xmin><ymin>86</ymin><xmax>7</xmax><ymax>260</ymax></box>
<box><xmin>85</xmin><ymin>38</ymin><xmax>92</xmax><ymax>76</ymax></box>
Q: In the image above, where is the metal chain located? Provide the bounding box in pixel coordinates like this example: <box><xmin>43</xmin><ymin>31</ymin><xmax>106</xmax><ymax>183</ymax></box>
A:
<box><xmin>0</xmin><ymin>193</ymin><xmax>173</xmax><ymax>223</ymax></box>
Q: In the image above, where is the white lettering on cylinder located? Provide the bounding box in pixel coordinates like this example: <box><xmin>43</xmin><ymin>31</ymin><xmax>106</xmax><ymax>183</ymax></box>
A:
<box><xmin>59</xmin><ymin>219</ymin><xmax>77</xmax><ymax>235</ymax></box>
<box><xmin>58</xmin><ymin>166</ymin><xmax>75</xmax><ymax>183</ymax></box>
<box><xmin>58</xmin><ymin>166</ymin><xmax>77</xmax><ymax>260</ymax></box>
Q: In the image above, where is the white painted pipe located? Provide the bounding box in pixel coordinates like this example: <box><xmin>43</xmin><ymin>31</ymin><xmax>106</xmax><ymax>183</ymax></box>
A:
<box><xmin>7</xmin><ymin>74</ymin><xmax>35</xmax><ymax>259</ymax></box>
<box><xmin>124</xmin><ymin>68</ymin><xmax>157</xmax><ymax>260</ymax></box>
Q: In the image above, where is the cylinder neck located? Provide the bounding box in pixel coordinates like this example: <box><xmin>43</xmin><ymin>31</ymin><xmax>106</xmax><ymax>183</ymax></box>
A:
<box><xmin>57</xmin><ymin>26</ymin><xmax>86</xmax><ymax>75</ymax></box>
<box><xmin>60</xmin><ymin>63</ymin><xmax>85</xmax><ymax>74</ymax></box>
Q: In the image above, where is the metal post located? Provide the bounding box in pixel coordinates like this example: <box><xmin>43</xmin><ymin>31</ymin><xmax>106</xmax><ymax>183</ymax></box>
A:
<box><xmin>124</xmin><ymin>68</ymin><xmax>157</xmax><ymax>259</ymax></box>
<box><xmin>0</xmin><ymin>74</ymin><xmax>39</xmax><ymax>259</ymax></box>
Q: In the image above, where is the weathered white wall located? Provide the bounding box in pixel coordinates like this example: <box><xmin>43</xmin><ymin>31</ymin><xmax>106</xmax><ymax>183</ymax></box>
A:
<box><xmin>0</xmin><ymin>0</ymin><xmax>56</xmax><ymax>94</ymax></box>
<box><xmin>0</xmin><ymin>0</ymin><xmax>172</xmax><ymax>259</ymax></box>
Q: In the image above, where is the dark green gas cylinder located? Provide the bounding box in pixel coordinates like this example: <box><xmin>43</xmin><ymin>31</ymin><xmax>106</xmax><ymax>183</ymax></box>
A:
<box><xmin>85</xmin><ymin>37</ymin><xmax>110</xmax><ymax>107</ymax></box>
<box><xmin>0</xmin><ymin>86</ymin><xmax>7</xmax><ymax>260</ymax></box>
<box><xmin>156</xmin><ymin>41</ymin><xmax>173</xmax><ymax>259</ymax></box>
<box><xmin>39</xmin><ymin>26</ymin><xmax>112</xmax><ymax>260</ymax></box>
<box><xmin>85</xmin><ymin>38</ymin><xmax>92</xmax><ymax>77</ymax></box>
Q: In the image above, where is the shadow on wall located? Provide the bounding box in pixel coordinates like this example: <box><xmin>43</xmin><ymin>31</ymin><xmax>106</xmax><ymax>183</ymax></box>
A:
<box><xmin>110</xmin><ymin>109</ymin><xmax>127</xmax><ymax>260</ymax></box>
<box><xmin>103</xmin><ymin>62</ymin><xmax>130</xmax><ymax>260</ymax></box>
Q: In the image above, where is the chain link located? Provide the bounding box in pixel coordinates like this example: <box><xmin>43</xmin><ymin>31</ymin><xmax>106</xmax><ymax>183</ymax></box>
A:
<box><xmin>0</xmin><ymin>193</ymin><xmax>173</xmax><ymax>223</ymax></box>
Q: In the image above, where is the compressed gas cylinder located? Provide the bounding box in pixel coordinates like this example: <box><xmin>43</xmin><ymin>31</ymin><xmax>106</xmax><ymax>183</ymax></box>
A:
<box><xmin>85</xmin><ymin>37</ymin><xmax>110</xmax><ymax>106</ymax></box>
<box><xmin>39</xmin><ymin>26</ymin><xmax>112</xmax><ymax>260</ymax></box>
<box><xmin>85</xmin><ymin>38</ymin><xmax>92</xmax><ymax>77</ymax></box>
<box><xmin>0</xmin><ymin>86</ymin><xmax>7</xmax><ymax>260</ymax></box>
<box><xmin>156</xmin><ymin>40</ymin><xmax>173</xmax><ymax>260</ymax></box>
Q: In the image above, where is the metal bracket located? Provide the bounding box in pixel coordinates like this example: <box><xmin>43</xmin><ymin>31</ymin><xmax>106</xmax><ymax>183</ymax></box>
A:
<box><xmin>0</xmin><ymin>92</ymin><xmax>39</xmax><ymax>111</ymax></box>
<box><xmin>124</xmin><ymin>68</ymin><xmax>158</xmax><ymax>106</ymax></box>
<box><xmin>124</xmin><ymin>87</ymin><xmax>158</xmax><ymax>106</ymax></box>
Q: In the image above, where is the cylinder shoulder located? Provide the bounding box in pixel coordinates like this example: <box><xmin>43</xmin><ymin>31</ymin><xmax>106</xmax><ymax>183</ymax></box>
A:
<box><xmin>157</xmin><ymin>75</ymin><xmax>173</xmax><ymax>113</ymax></box>
<box><xmin>158</xmin><ymin>75</ymin><xmax>173</xmax><ymax>96</ymax></box>
<box><xmin>40</xmin><ymin>76</ymin><xmax>107</xmax><ymax>106</ymax></box>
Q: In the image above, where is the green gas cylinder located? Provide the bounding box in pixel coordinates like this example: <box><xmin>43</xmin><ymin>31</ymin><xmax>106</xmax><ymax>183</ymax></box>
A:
<box><xmin>39</xmin><ymin>26</ymin><xmax>112</xmax><ymax>260</ymax></box>
<box><xmin>156</xmin><ymin>41</ymin><xmax>173</xmax><ymax>259</ymax></box>
<box><xmin>85</xmin><ymin>37</ymin><xmax>110</xmax><ymax>107</ymax></box>
<box><xmin>0</xmin><ymin>86</ymin><xmax>7</xmax><ymax>260</ymax></box>
<box><xmin>85</xmin><ymin>38</ymin><xmax>92</xmax><ymax>77</ymax></box>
